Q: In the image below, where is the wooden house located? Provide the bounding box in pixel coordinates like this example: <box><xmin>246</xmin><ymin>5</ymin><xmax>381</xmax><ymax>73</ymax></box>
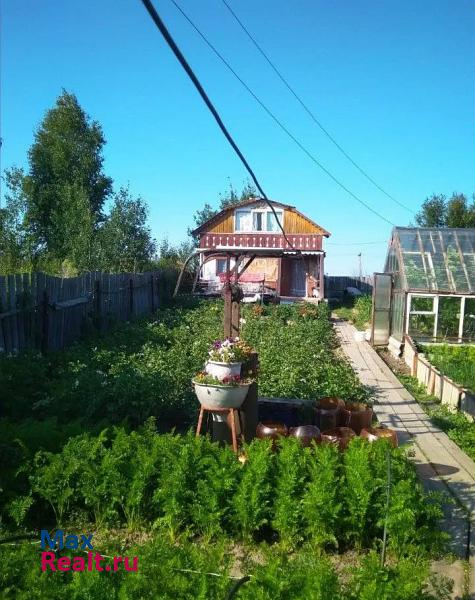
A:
<box><xmin>191</xmin><ymin>198</ymin><xmax>330</xmax><ymax>299</ymax></box>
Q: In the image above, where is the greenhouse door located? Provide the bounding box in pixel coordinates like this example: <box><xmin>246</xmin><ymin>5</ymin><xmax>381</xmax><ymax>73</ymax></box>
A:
<box><xmin>371</xmin><ymin>273</ymin><xmax>392</xmax><ymax>345</ymax></box>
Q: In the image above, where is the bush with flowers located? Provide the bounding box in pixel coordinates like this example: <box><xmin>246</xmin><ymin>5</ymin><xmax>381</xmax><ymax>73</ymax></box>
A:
<box><xmin>208</xmin><ymin>337</ymin><xmax>253</xmax><ymax>364</ymax></box>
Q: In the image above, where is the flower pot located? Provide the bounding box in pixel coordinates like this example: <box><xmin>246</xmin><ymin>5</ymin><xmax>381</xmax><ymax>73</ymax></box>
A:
<box><xmin>321</xmin><ymin>427</ymin><xmax>356</xmax><ymax>451</ymax></box>
<box><xmin>193</xmin><ymin>381</ymin><xmax>249</xmax><ymax>409</ymax></box>
<box><xmin>315</xmin><ymin>397</ymin><xmax>345</xmax><ymax>431</ymax></box>
<box><xmin>340</xmin><ymin>403</ymin><xmax>373</xmax><ymax>434</ymax></box>
<box><xmin>205</xmin><ymin>361</ymin><xmax>242</xmax><ymax>381</ymax></box>
<box><xmin>353</xmin><ymin>330</ymin><xmax>366</xmax><ymax>342</ymax></box>
<box><xmin>360</xmin><ymin>427</ymin><xmax>398</xmax><ymax>448</ymax></box>
<box><xmin>256</xmin><ymin>421</ymin><xmax>288</xmax><ymax>445</ymax></box>
<box><xmin>289</xmin><ymin>425</ymin><xmax>321</xmax><ymax>447</ymax></box>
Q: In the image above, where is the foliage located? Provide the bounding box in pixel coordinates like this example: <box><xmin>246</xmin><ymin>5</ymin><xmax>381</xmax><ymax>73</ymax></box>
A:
<box><xmin>96</xmin><ymin>186</ymin><xmax>156</xmax><ymax>273</ymax></box>
<box><xmin>0</xmin><ymin>91</ymin><xmax>158</xmax><ymax>275</ymax></box>
<box><xmin>208</xmin><ymin>337</ymin><xmax>253</xmax><ymax>363</ymax></box>
<box><xmin>243</xmin><ymin>302</ymin><xmax>368</xmax><ymax>402</ymax></box>
<box><xmin>422</xmin><ymin>344</ymin><xmax>475</xmax><ymax>392</ymax></box>
<box><xmin>188</xmin><ymin>179</ymin><xmax>257</xmax><ymax>241</ymax></box>
<box><xmin>334</xmin><ymin>295</ymin><xmax>373</xmax><ymax>330</ymax></box>
<box><xmin>7</xmin><ymin>426</ymin><xmax>442</xmax><ymax>560</ymax></box>
<box><xmin>0</xmin><ymin>534</ymin><xmax>451</xmax><ymax>600</ymax></box>
<box><xmin>428</xmin><ymin>405</ymin><xmax>475</xmax><ymax>461</ymax></box>
<box><xmin>415</xmin><ymin>192</ymin><xmax>475</xmax><ymax>228</ymax></box>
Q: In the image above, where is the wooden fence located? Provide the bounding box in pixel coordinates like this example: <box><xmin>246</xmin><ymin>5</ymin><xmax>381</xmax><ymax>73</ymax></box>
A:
<box><xmin>403</xmin><ymin>335</ymin><xmax>475</xmax><ymax>419</ymax></box>
<box><xmin>0</xmin><ymin>270</ymin><xmax>178</xmax><ymax>354</ymax></box>
<box><xmin>325</xmin><ymin>275</ymin><xmax>373</xmax><ymax>297</ymax></box>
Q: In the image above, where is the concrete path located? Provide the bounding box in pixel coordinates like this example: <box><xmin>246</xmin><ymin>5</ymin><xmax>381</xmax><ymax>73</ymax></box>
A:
<box><xmin>333</xmin><ymin>318</ymin><xmax>475</xmax><ymax>598</ymax></box>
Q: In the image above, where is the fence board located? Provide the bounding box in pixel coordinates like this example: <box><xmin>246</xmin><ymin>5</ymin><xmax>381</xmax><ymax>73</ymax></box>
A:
<box><xmin>0</xmin><ymin>269</ymin><xmax>176</xmax><ymax>354</ymax></box>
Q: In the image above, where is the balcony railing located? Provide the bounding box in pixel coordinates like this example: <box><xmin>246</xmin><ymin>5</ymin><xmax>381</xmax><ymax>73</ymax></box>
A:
<box><xmin>200</xmin><ymin>233</ymin><xmax>323</xmax><ymax>251</ymax></box>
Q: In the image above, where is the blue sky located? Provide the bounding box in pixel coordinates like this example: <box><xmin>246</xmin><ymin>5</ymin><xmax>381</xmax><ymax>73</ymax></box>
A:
<box><xmin>2</xmin><ymin>0</ymin><xmax>474</xmax><ymax>274</ymax></box>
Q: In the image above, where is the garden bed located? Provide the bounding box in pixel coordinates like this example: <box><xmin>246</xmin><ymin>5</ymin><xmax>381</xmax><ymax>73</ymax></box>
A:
<box><xmin>0</xmin><ymin>300</ymin><xmax>453</xmax><ymax>598</ymax></box>
<box><xmin>379</xmin><ymin>348</ymin><xmax>475</xmax><ymax>462</ymax></box>
<box><xmin>421</xmin><ymin>344</ymin><xmax>475</xmax><ymax>394</ymax></box>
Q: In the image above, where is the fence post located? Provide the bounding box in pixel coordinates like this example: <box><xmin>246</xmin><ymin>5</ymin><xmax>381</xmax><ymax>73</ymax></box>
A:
<box><xmin>94</xmin><ymin>279</ymin><xmax>101</xmax><ymax>330</ymax></box>
<box><xmin>150</xmin><ymin>274</ymin><xmax>155</xmax><ymax>313</ymax></box>
<box><xmin>129</xmin><ymin>278</ymin><xmax>134</xmax><ymax>319</ymax></box>
<box><xmin>41</xmin><ymin>289</ymin><xmax>49</xmax><ymax>353</ymax></box>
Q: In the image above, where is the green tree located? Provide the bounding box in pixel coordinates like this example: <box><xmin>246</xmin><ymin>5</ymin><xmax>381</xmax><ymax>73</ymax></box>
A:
<box><xmin>23</xmin><ymin>90</ymin><xmax>112</xmax><ymax>261</ymax></box>
<box><xmin>156</xmin><ymin>238</ymin><xmax>196</xmax><ymax>270</ymax></box>
<box><xmin>415</xmin><ymin>192</ymin><xmax>475</xmax><ymax>228</ymax></box>
<box><xmin>0</xmin><ymin>167</ymin><xmax>35</xmax><ymax>272</ymax></box>
<box><xmin>188</xmin><ymin>179</ymin><xmax>257</xmax><ymax>241</ymax></box>
<box><xmin>415</xmin><ymin>194</ymin><xmax>447</xmax><ymax>227</ymax></box>
<box><xmin>98</xmin><ymin>187</ymin><xmax>156</xmax><ymax>272</ymax></box>
<box><xmin>446</xmin><ymin>193</ymin><xmax>475</xmax><ymax>227</ymax></box>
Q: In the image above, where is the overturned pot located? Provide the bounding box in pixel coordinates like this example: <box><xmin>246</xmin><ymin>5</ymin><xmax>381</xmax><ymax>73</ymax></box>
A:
<box><xmin>340</xmin><ymin>403</ymin><xmax>373</xmax><ymax>435</ymax></box>
<box><xmin>315</xmin><ymin>397</ymin><xmax>345</xmax><ymax>431</ymax></box>
<box><xmin>360</xmin><ymin>427</ymin><xmax>398</xmax><ymax>448</ymax></box>
<box><xmin>289</xmin><ymin>425</ymin><xmax>321</xmax><ymax>447</ymax></box>
<box><xmin>256</xmin><ymin>421</ymin><xmax>288</xmax><ymax>447</ymax></box>
<box><xmin>321</xmin><ymin>427</ymin><xmax>356</xmax><ymax>451</ymax></box>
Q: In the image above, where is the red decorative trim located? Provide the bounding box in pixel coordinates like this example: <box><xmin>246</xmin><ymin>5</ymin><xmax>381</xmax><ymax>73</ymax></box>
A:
<box><xmin>199</xmin><ymin>233</ymin><xmax>323</xmax><ymax>250</ymax></box>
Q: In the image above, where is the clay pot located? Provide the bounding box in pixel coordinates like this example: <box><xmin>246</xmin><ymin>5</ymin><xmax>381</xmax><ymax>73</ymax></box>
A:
<box><xmin>289</xmin><ymin>425</ymin><xmax>321</xmax><ymax>447</ymax></box>
<box><xmin>321</xmin><ymin>427</ymin><xmax>356</xmax><ymax>451</ymax></box>
<box><xmin>315</xmin><ymin>397</ymin><xmax>345</xmax><ymax>431</ymax></box>
<box><xmin>360</xmin><ymin>427</ymin><xmax>398</xmax><ymax>448</ymax></box>
<box><xmin>256</xmin><ymin>421</ymin><xmax>288</xmax><ymax>443</ymax></box>
<box><xmin>340</xmin><ymin>403</ymin><xmax>373</xmax><ymax>434</ymax></box>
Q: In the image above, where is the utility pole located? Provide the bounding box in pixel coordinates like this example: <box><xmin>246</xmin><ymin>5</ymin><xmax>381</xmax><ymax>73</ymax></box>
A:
<box><xmin>358</xmin><ymin>253</ymin><xmax>363</xmax><ymax>279</ymax></box>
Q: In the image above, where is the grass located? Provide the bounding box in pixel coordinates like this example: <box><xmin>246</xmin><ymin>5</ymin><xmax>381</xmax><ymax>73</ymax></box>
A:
<box><xmin>393</xmin><ymin>373</ymin><xmax>475</xmax><ymax>461</ymax></box>
<box><xmin>334</xmin><ymin>295</ymin><xmax>372</xmax><ymax>331</ymax></box>
<box><xmin>421</xmin><ymin>344</ymin><xmax>475</xmax><ymax>393</ymax></box>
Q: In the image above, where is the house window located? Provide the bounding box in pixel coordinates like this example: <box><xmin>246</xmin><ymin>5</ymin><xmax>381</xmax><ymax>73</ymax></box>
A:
<box><xmin>253</xmin><ymin>211</ymin><xmax>264</xmax><ymax>231</ymax></box>
<box><xmin>267</xmin><ymin>210</ymin><xmax>283</xmax><ymax>232</ymax></box>
<box><xmin>235</xmin><ymin>208</ymin><xmax>283</xmax><ymax>232</ymax></box>
<box><xmin>216</xmin><ymin>258</ymin><xmax>227</xmax><ymax>275</ymax></box>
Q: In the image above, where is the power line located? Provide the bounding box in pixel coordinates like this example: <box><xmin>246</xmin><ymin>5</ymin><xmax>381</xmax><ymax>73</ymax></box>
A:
<box><xmin>139</xmin><ymin>0</ymin><xmax>294</xmax><ymax>249</ymax></box>
<box><xmin>327</xmin><ymin>240</ymin><xmax>388</xmax><ymax>246</ymax></box>
<box><xmin>220</xmin><ymin>0</ymin><xmax>414</xmax><ymax>215</ymax></box>
<box><xmin>169</xmin><ymin>0</ymin><xmax>394</xmax><ymax>227</ymax></box>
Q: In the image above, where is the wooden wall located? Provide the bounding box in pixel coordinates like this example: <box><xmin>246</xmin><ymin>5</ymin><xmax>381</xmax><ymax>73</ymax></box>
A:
<box><xmin>0</xmin><ymin>270</ymin><xmax>177</xmax><ymax>354</ymax></box>
<box><xmin>205</xmin><ymin>206</ymin><xmax>326</xmax><ymax>236</ymax></box>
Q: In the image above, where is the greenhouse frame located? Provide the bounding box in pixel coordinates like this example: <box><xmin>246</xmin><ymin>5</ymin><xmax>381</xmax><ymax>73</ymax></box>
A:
<box><xmin>374</xmin><ymin>227</ymin><xmax>475</xmax><ymax>345</ymax></box>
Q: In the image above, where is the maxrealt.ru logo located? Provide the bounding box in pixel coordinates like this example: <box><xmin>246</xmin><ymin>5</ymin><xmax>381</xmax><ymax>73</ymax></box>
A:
<box><xmin>40</xmin><ymin>530</ymin><xmax>138</xmax><ymax>572</ymax></box>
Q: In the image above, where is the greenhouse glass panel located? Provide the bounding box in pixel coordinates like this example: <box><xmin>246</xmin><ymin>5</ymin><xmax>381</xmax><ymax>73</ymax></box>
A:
<box><xmin>411</xmin><ymin>296</ymin><xmax>433</xmax><ymax>312</ymax></box>
<box><xmin>403</xmin><ymin>253</ymin><xmax>430</xmax><ymax>289</ymax></box>
<box><xmin>408</xmin><ymin>314</ymin><xmax>435</xmax><ymax>339</ymax></box>
<box><xmin>437</xmin><ymin>297</ymin><xmax>461</xmax><ymax>340</ymax></box>
<box><xmin>463</xmin><ymin>298</ymin><xmax>475</xmax><ymax>341</ymax></box>
<box><xmin>387</xmin><ymin>228</ymin><xmax>475</xmax><ymax>293</ymax></box>
<box><xmin>391</xmin><ymin>292</ymin><xmax>405</xmax><ymax>340</ymax></box>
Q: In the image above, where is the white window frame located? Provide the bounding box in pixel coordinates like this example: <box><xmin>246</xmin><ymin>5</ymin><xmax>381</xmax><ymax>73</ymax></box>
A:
<box><xmin>406</xmin><ymin>292</ymin><xmax>473</xmax><ymax>342</ymax></box>
<box><xmin>234</xmin><ymin>207</ymin><xmax>284</xmax><ymax>233</ymax></box>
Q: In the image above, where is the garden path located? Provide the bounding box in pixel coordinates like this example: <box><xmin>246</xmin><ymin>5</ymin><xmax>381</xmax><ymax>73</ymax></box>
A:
<box><xmin>333</xmin><ymin>317</ymin><xmax>475</xmax><ymax>598</ymax></box>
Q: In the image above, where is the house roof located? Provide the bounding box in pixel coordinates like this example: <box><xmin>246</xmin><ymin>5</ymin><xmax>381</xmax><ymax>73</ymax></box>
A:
<box><xmin>385</xmin><ymin>226</ymin><xmax>475</xmax><ymax>293</ymax></box>
<box><xmin>191</xmin><ymin>197</ymin><xmax>331</xmax><ymax>237</ymax></box>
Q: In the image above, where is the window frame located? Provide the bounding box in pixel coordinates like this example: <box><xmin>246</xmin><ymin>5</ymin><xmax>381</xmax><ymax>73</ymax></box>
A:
<box><xmin>234</xmin><ymin>207</ymin><xmax>284</xmax><ymax>233</ymax></box>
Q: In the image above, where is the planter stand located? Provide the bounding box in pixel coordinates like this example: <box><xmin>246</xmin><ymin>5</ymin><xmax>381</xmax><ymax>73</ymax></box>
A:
<box><xmin>196</xmin><ymin>404</ymin><xmax>244</xmax><ymax>454</ymax></box>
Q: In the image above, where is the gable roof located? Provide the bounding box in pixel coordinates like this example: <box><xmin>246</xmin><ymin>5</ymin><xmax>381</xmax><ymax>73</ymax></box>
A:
<box><xmin>191</xmin><ymin>197</ymin><xmax>331</xmax><ymax>237</ymax></box>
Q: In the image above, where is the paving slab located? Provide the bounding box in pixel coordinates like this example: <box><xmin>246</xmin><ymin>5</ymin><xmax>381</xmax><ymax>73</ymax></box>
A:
<box><xmin>333</xmin><ymin>318</ymin><xmax>475</xmax><ymax>597</ymax></box>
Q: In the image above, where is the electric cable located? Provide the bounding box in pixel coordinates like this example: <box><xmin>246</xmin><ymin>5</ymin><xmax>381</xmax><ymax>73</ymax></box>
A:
<box><xmin>220</xmin><ymin>0</ymin><xmax>414</xmax><ymax>215</ymax></box>
<box><xmin>169</xmin><ymin>0</ymin><xmax>394</xmax><ymax>227</ymax></box>
<box><xmin>140</xmin><ymin>0</ymin><xmax>295</xmax><ymax>249</ymax></box>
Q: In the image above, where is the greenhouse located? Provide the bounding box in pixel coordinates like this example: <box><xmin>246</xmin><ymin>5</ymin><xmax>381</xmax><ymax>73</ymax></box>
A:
<box><xmin>377</xmin><ymin>227</ymin><xmax>475</xmax><ymax>344</ymax></box>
